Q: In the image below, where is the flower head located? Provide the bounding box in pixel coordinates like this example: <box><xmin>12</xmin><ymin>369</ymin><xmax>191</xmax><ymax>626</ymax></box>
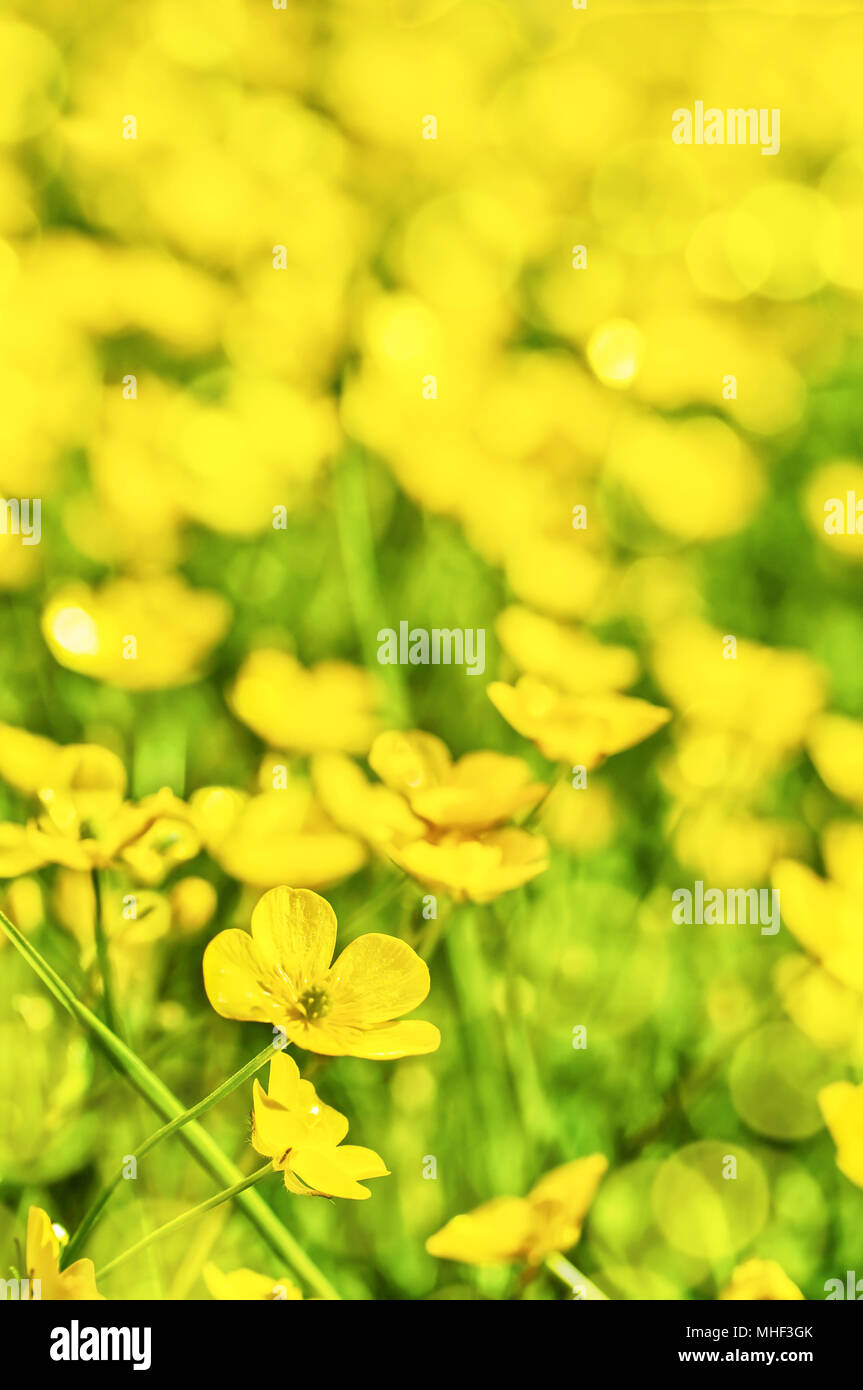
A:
<box><xmin>426</xmin><ymin>1155</ymin><xmax>607</xmax><ymax>1266</ymax></box>
<box><xmin>251</xmin><ymin>1051</ymin><xmax>388</xmax><ymax>1200</ymax></box>
<box><xmin>369</xmin><ymin>730</ymin><xmax>546</xmax><ymax>831</ymax></box>
<box><xmin>819</xmin><ymin>1081</ymin><xmax>863</xmax><ymax>1187</ymax></box>
<box><xmin>230</xmin><ymin>650</ymin><xmax>381</xmax><ymax>755</ymax></box>
<box><xmin>719</xmin><ymin>1258</ymin><xmax>804</xmax><ymax>1301</ymax></box>
<box><xmin>203</xmin><ymin>1263</ymin><xmax>302</xmax><ymax>1300</ymax></box>
<box><xmin>204</xmin><ymin>886</ymin><xmax>440</xmax><ymax>1058</ymax></box>
<box><xmin>25</xmin><ymin>1207</ymin><xmax>103</xmax><ymax>1300</ymax></box>
<box><xmin>388</xmin><ymin>827</ymin><xmax>549</xmax><ymax>904</ymax></box>
<box><xmin>488</xmin><ymin>676</ymin><xmax>670</xmax><ymax>768</ymax></box>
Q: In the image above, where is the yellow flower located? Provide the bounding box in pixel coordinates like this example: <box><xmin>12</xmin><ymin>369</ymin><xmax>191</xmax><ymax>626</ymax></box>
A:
<box><xmin>203</xmin><ymin>1263</ymin><xmax>302</xmax><ymax>1301</ymax></box>
<box><xmin>251</xmin><ymin>1051</ymin><xmax>389</xmax><ymax>1200</ymax></box>
<box><xmin>312</xmin><ymin>752</ymin><xmax>426</xmax><ymax>849</ymax></box>
<box><xmin>388</xmin><ymin>827</ymin><xmax>549</xmax><ymax>904</ymax></box>
<box><xmin>229</xmin><ymin>649</ymin><xmax>380</xmax><ymax>754</ymax></box>
<box><xmin>191</xmin><ymin>781</ymin><xmax>367</xmax><ymax>890</ymax></box>
<box><xmin>772</xmin><ymin>857</ymin><xmax>863</xmax><ymax>997</ymax></box>
<box><xmin>719</xmin><ymin>1258</ymin><xmax>804</xmax><ymax>1301</ymax></box>
<box><xmin>819</xmin><ymin>1081</ymin><xmax>863</xmax><ymax>1187</ymax></box>
<box><xmin>426</xmin><ymin>1155</ymin><xmax>607</xmax><ymax>1266</ymax></box>
<box><xmin>496</xmin><ymin>605</ymin><xmax>640</xmax><ymax>695</ymax></box>
<box><xmin>24</xmin><ymin>1207</ymin><xmax>104</xmax><ymax>1300</ymax></box>
<box><xmin>652</xmin><ymin>620</ymin><xmax>824</xmax><ymax>753</ymax></box>
<box><xmin>0</xmin><ymin>738</ymin><xmax>200</xmax><ymax>880</ymax></box>
<box><xmin>41</xmin><ymin>575</ymin><xmax>230</xmax><ymax>690</ymax></box>
<box><xmin>0</xmin><ymin>720</ymin><xmax>60</xmax><ymax>795</ymax></box>
<box><xmin>369</xmin><ymin>730</ymin><xmax>547</xmax><ymax>830</ymax></box>
<box><xmin>488</xmin><ymin>676</ymin><xmax>670</xmax><ymax>768</ymax></box>
<box><xmin>808</xmin><ymin>713</ymin><xmax>863</xmax><ymax>810</ymax></box>
<box><xmin>169</xmin><ymin>876</ymin><xmax>218</xmax><ymax>933</ymax></box>
<box><xmin>203</xmin><ymin>885</ymin><xmax>440</xmax><ymax>1058</ymax></box>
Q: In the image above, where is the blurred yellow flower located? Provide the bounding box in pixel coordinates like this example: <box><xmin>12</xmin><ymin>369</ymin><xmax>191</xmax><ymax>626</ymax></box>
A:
<box><xmin>251</xmin><ymin>1050</ymin><xmax>388</xmax><ymax>1201</ymax></box>
<box><xmin>718</xmin><ymin>1258</ymin><xmax>804</xmax><ymax>1301</ymax></box>
<box><xmin>41</xmin><ymin>575</ymin><xmax>230</xmax><ymax>689</ymax></box>
<box><xmin>312</xmin><ymin>751</ymin><xmax>425</xmax><ymax>848</ymax></box>
<box><xmin>191</xmin><ymin>781</ymin><xmax>367</xmax><ymax>890</ymax></box>
<box><xmin>652</xmin><ymin>621</ymin><xmax>824</xmax><ymax>754</ymax></box>
<box><xmin>772</xmin><ymin>856</ymin><xmax>863</xmax><ymax>997</ymax></box>
<box><xmin>204</xmin><ymin>885</ymin><xmax>440</xmax><ymax>1058</ymax></box>
<box><xmin>230</xmin><ymin>649</ymin><xmax>380</xmax><ymax>755</ymax></box>
<box><xmin>369</xmin><ymin>730</ymin><xmax>546</xmax><ymax>831</ymax></box>
<box><xmin>426</xmin><ymin>1155</ymin><xmax>607</xmax><ymax>1266</ymax></box>
<box><xmin>808</xmin><ymin>713</ymin><xmax>863</xmax><ymax>809</ymax></box>
<box><xmin>496</xmin><ymin>605</ymin><xmax>639</xmax><ymax>695</ymax></box>
<box><xmin>25</xmin><ymin>1206</ymin><xmax>103</xmax><ymax>1300</ymax></box>
<box><xmin>388</xmin><ymin>827</ymin><xmax>548</xmax><ymax>904</ymax></box>
<box><xmin>203</xmin><ymin>1263</ymin><xmax>302</xmax><ymax>1301</ymax></box>
<box><xmin>818</xmin><ymin>1081</ymin><xmax>863</xmax><ymax>1187</ymax></box>
<box><xmin>169</xmin><ymin>876</ymin><xmax>218</xmax><ymax>933</ymax></box>
<box><xmin>488</xmin><ymin>676</ymin><xmax>670</xmax><ymax>768</ymax></box>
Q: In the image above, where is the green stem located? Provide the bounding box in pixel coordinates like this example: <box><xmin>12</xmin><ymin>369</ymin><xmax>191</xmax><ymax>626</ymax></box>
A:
<box><xmin>62</xmin><ymin>1042</ymin><xmax>279</xmax><ymax>1268</ymax></box>
<box><xmin>91</xmin><ymin>868</ymin><xmax>122</xmax><ymax>1039</ymax></box>
<box><xmin>334</xmin><ymin>446</ymin><xmax>410</xmax><ymax>726</ymax></box>
<box><xmin>98</xmin><ymin>1162</ymin><xmax>276</xmax><ymax>1281</ymax></box>
<box><xmin>0</xmin><ymin>909</ymin><xmax>340</xmax><ymax>1300</ymax></box>
<box><xmin>545</xmin><ymin>1251</ymin><xmax>608</xmax><ymax>1300</ymax></box>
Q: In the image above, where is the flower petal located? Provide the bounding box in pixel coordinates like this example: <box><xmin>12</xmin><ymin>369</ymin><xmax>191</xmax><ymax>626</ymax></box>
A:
<box><xmin>202</xmin><ymin>928</ymin><xmax>277</xmax><ymax>1022</ymax></box>
<box><xmin>250</xmin><ymin>886</ymin><xmax>337</xmax><ymax>984</ymax></box>
<box><xmin>323</xmin><ymin>1018</ymin><xmax>441</xmax><ymax>1059</ymax></box>
<box><xmin>289</xmin><ymin>1144</ymin><xmax>377</xmax><ymax>1200</ymax></box>
<box><xmin>251</xmin><ymin>1079</ymin><xmax>313</xmax><ymax>1159</ymax></box>
<box><xmin>327</xmin><ymin>931</ymin><xmax>430</xmax><ymax>1024</ymax></box>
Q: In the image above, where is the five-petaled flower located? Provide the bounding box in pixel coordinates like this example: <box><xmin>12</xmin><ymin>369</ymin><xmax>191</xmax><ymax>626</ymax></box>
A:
<box><xmin>203</xmin><ymin>885</ymin><xmax>441</xmax><ymax>1058</ymax></box>
<box><xmin>252</xmin><ymin>1050</ymin><xmax>389</xmax><ymax>1200</ymax></box>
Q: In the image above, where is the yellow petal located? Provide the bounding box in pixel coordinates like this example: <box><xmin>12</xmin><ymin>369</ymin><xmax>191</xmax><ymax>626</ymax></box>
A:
<box><xmin>249</xmin><ymin>886</ymin><xmax>337</xmax><ymax>983</ymax></box>
<box><xmin>327</xmin><ymin>931</ymin><xmax>430</xmax><ymax>1024</ymax></box>
<box><xmin>0</xmin><ymin>723</ymin><xmax>59</xmax><ymax>795</ymax></box>
<box><xmin>251</xmin><ymin>1078</ymin><xmax>313</xmax><ymax>1159</ymax></box>
<box><xmin>719</xmin><ymin>1258</ymin><xmax>804</xmax><ymax>1301</ymax></box>
<box><xmin>0</xmin><ymin>822</ymin><xmax>47</xmax><ymax>877</ymax></box>
<box><xmin>426</xmin><ymin>1197</ymin><xmax>534</xmax><ymax>1265</ymax></box>
<box><xmin>202</xmin><ymin>928</ymin><xmax>276</xmax><ymax>1022</ymax></box>
<box><xmin>368</xmin><ymin>730</ymin><xmax>452</xmax><ymax>797</ymax></box>
<box><xmin>289</xmin><ymin>1143</ymin><xmax>381</xmax><ymax>1200</ymax></box>
<box><xmin>321</xmin><ymin>1018</ymin><xmax>441</xmax><ymax>1059</ymax></box>
<box><xmin>203</xmin><ymin>1263</ymin><xmax>301</xmax><ymax>1300</ymax></box>
<box><xmin>819</xmin><ymin>1081</ymin><xmax>863</xmax><ymax>1187</ymax></box>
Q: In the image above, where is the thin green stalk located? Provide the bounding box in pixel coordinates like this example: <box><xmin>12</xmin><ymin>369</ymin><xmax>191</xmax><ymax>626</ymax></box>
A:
<box><xmin>545</xmin><ymin>1251</ymin><xmax>608</xmax><ymax>1301</ymax></box>
<box><xmin>334</xmin><ymin>446</ymin><xmax>410</xmax><ymax>726</ymax></box>
<box><xmin>91</xmin><ymin>868</ymin><xmax>122</xmax><ymax>1039</ymax></box>
<box><xmin>0</xmin><ymin>909</ymin><xmax>340</xmax><ymax>1299</ymax></box>
<box><xmin>62</xmin><ymin>1042</ymin><xmax>279</xmax><ymax>1268</ymax></box>
<box><xmin>98</xmin><ymin>1162</ymin><xmax>276</xmax><ymax>1281</ymax></box>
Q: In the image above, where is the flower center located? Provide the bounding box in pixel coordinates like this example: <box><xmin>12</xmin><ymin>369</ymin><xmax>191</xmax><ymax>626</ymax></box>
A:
<box><xmin>297</xmin><ymin>985</ymin><xmax>331</xmax><ymax>1020</ymax></box>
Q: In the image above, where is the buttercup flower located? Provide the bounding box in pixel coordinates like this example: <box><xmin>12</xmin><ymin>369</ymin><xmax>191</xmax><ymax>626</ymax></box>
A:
<box><xmin>0</xmin><ymin>737</ymin><xmax>200</xmax><ymax>879</ymax></box>
<box><xmin>41</xmin><ymin>574</ymin><xmax>230</xmax><ymax>689</ymax></box>
<box><xmin>251</xmin><ymin>1051</ymin><xmax>389</xmax><ymax>1200</ymax></box>
<box><xmin>203</xmin><ymin>1263</ymin><xmax>302</xmax><ymax>1300</ymax></box>
<box><xmin>819</xmin><ymin>1081</ymin><xmax>863</xmax><ymax>1187</ymax></box>
<box><xmin>191</xmin><ymin>781</ymin><xmax>367</xmax><ymax>890</ymax></box>
<box><xmin>496</xmin><ymin>605</ymin><xmax>640</xmax><ymax>695</ymax></box>
<box><xmin>24</xmin><ymin>1207</ymin><xmax>103</xmax><ymax>1300</ymax></box>
<box><xmin>719</xmin><ymin>1258</ymin><xmax>804</xmax><ymax>1300</ymax></box>
<box><xmin>203</xmin><ymin>886</ymin><xmax>440</xmax><ymax>1058</ymax></box>
<box><xmin>229</xmin><ymin>649</ymin><xmax>381</xmax><ymax>755</ymax></box>
<box><xmin>388</xmin><ymin>827</ymin><xmax>549</xmax><ymax>904</ymax></box>
<box><xmin>369</xmin><ymin>729</ymin><xmax>547</xmax><ymax>830</ymax></box>
<box><xmin>426</xmin><ymin>1155</ymin><xmax>607</xmax><ymax>1266</ymax></box>
<box><xmin>312</xmin><ymin>751</ymin><xmax>425</xmax><ymax>849</ymax></box>
<box><xmin>488</xmin><ymin>676</ymin><xmax>670</xmax><ymax>768</ymax></box>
